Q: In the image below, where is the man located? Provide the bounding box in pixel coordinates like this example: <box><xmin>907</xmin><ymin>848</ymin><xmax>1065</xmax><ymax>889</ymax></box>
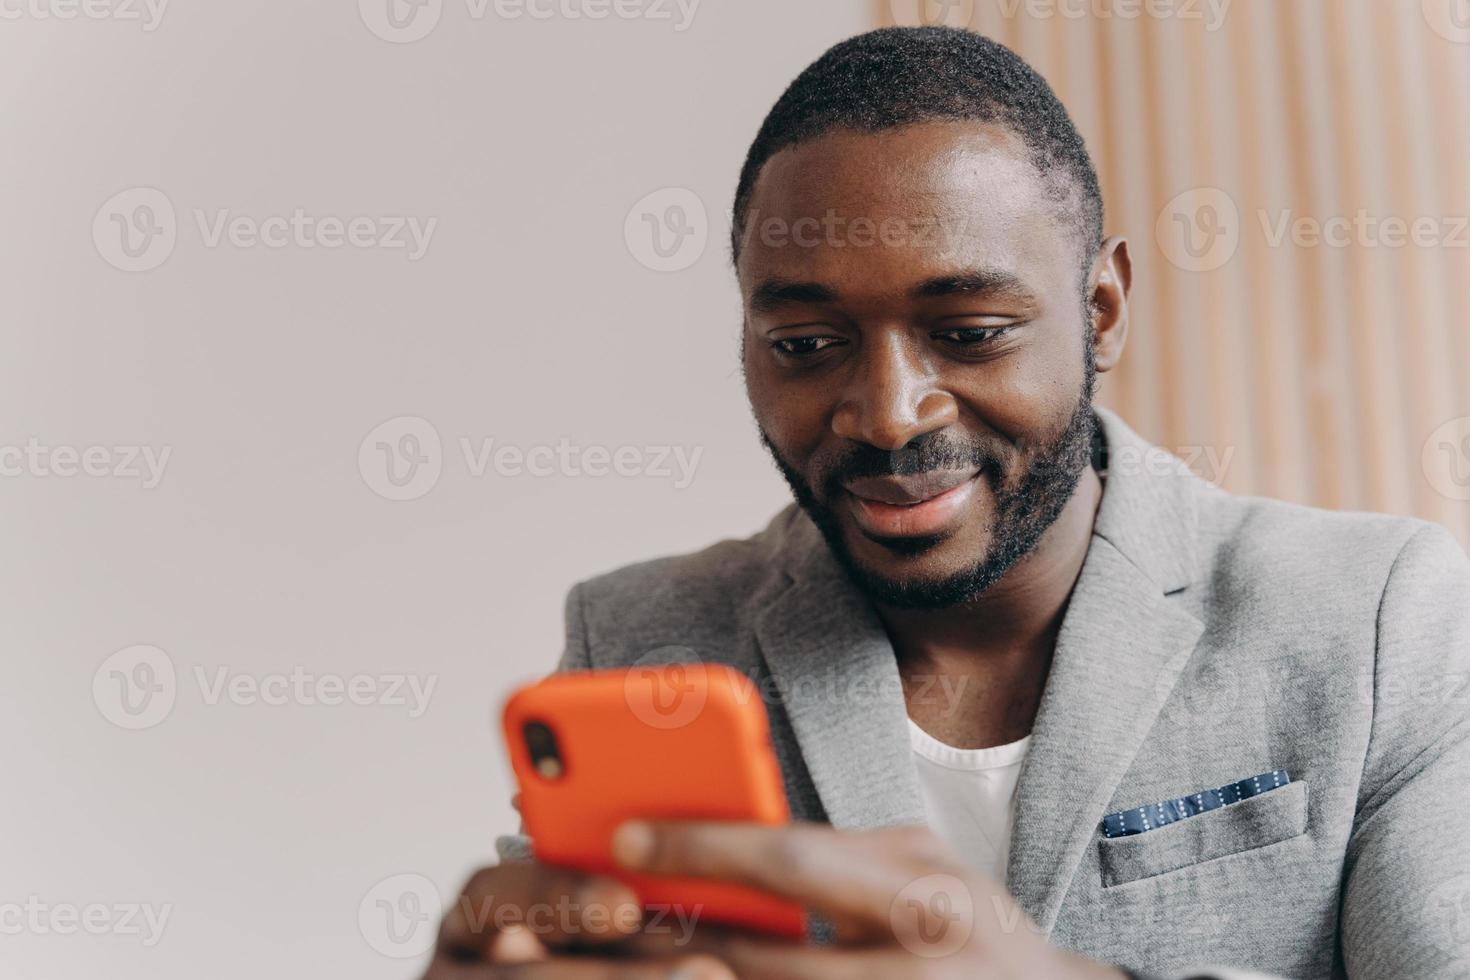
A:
<box><xmin>424</xmin><ymin>26</ymin><xmax>1470</xmax><ymax>980</ymax></box>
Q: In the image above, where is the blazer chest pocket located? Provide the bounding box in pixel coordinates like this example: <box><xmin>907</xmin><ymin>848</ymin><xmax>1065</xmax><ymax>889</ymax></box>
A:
<box><xmin>1098</xmin><ymin>781</ymin><xmax>1309</xmax><ymax>887</ymax></box>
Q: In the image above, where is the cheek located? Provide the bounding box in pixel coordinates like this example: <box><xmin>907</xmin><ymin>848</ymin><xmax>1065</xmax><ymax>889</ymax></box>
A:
<box><xmin>952</xmin><ymin>330</ymin><xmax>1086</xmax><ymax>441</ymax></box>
<box><xmin>744</xmin><ymin>355</ymin><xmax>832</xmax><ymax>458</ymax></box>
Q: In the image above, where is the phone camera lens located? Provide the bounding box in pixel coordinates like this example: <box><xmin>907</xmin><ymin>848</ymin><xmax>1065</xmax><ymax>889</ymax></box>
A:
<box><xmin>523</xmin><ymin>720</ymin><xmax>564</xmax><ymax>780</ymax></box>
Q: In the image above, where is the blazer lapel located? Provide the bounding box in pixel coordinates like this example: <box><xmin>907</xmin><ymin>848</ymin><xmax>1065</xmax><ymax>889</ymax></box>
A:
<box><xmin>1006</xmin><ymin>407</ymin><xmax>1207</xmax><ymax>930</ymax></box>
<box><xmin>754</xmin><ymin>514</ymin><xmax>926</xmax><ymax>831</ymax></box>
<box><xmin>1005</xmin><ymin>539</ymin><xmax>1203</xmax><ymax>927</ymax></box>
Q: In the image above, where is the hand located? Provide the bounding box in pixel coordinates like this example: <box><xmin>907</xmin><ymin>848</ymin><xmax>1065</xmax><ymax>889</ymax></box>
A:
<box><xmin>419</xmin><ymin>858</ymin><xmax>735</xmax><ymax>979</ymax></box>
<box><xmin>609</xmin><ymin>821</ymin><xmax>1127</xmax><ymax>980</ymax></box>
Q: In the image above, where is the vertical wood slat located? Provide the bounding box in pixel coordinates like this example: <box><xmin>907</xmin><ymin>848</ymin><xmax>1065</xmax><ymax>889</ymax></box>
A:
<box><xmin>1277</xmin><ymin>0</ymin><xmax>1362</xmax><ymax>512</ymax></box>
<box><xmin>1424</xmin><ymin>4</ymin><xmax>1470</xmax><ymax>546</ymax></box>
<box><xmin>1377</xmin><ymin>0</ymin><xmax>1453</xmax><ymax>530</ymax></box>
<box><xmin>1328</xmin><ymin>0</ymin><xmax>1414</xmax><ymax>518</ymax></box>
<box><xmin>1223</xmin><ymin>5</ymin><xmax>1302</xmax><ymax>503</ymax></box>
<box><xmin>1182</xmin><ymin>13</ymin><xmax>1259</xmax><ymax>497</ymax></box>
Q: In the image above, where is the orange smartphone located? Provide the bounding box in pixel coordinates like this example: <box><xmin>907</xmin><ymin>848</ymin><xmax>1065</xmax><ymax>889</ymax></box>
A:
<box><xmin>501</xmin><ymin>664</ymin><xmax>806</xmax><ymax>939</ymax></box>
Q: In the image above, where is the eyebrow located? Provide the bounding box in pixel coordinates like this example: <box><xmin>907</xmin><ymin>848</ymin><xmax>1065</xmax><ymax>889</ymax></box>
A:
<box><xmin>910</xmin><ymin>269</ymin><xmax>1034</xmax><ymax>301</ymax></box>
<box><xmin>748</xmin><ymin>278</ymin><xmax>840</xmax><ymax>315</ymax></box>
<box><xmin>747</xmin><ymin>268</ymin><xmax>1035</xmax><ymax>315</ymax></box>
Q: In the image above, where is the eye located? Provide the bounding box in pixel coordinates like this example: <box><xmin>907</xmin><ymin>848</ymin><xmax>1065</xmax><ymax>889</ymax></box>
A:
<box><xmin>933</xmin><ymin>326</ymin><xmax>1014</xmax><ymax>347</ymax></box>
<box><xmin>770</xmin><ymin>336</ymin><xmax>846</xmax><ymax>358</ymax></box>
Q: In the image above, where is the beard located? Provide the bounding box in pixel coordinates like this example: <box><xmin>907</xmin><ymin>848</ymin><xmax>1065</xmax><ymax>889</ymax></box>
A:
<box><xmin>760</xmin><ymin>344</ymin><xmax>1098</xmax><ymax>611</ymax></box>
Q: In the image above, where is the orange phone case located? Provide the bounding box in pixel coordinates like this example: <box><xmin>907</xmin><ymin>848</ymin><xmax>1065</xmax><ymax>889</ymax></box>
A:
<box><xmin>502</xmin><ymin>664</ymin><xmax>806</xmax><ymax>939</ymax></box>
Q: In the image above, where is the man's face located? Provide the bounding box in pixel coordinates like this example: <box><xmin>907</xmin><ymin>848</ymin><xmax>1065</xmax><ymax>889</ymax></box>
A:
<box><xmin>740</xmin><ymin>120</ymin><xmax>1098</xmax><ymax>609</ymax></box>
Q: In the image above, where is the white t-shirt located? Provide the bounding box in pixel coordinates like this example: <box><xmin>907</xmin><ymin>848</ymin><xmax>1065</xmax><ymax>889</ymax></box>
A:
<box><xmin>908</xmin><ymin>719</ymin><xmax>1031</xmax><ymax>882</ymax></box>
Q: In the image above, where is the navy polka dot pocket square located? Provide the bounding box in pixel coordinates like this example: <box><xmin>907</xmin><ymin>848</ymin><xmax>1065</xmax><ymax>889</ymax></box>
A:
<box><xmin>1101</xmin><ymin>769</ymin><xmax>1291</xmax><ymax>839</ymax></box>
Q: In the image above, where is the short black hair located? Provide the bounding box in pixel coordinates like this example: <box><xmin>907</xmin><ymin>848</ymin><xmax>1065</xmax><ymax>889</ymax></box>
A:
<box><xmin>731</xmin><ymin>26</ymin><xmax>1104</xmax><ymax>276</ymax></box>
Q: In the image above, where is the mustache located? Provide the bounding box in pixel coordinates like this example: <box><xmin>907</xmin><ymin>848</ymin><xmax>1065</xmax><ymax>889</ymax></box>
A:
<box><xmin>814</xmin><ymin>432</ymin><xmax>1007</xmax><ymax>497</ymax></box>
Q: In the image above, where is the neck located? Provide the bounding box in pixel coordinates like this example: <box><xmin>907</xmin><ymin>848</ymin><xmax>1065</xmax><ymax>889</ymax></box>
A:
<box><xmin>877</xmin><ymin>464</ymin><xmax>1104</xmax><ymax>663</ymax></box>
<box><xmin>879</xmin><ymin>465</ymin><xmax>1104</xmax><ymax>747</ymax></box>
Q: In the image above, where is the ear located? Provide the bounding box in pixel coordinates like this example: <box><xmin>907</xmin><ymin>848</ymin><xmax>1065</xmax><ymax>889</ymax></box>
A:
<box><xmin>1088</xmin><ymin>236</ymin><xmax>1131</xmax><ymax>373</ymax></box>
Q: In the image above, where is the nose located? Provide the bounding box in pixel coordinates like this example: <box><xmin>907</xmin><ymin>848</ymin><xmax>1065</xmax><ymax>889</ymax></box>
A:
<box><xmin>830</xmin><ymin>332</ymin><xmax>957</xmax><ymax>451</ymax></box>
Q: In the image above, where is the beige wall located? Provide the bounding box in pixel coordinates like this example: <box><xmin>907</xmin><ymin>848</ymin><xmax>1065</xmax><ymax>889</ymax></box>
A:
<box><xmin>883</xmin><ymin>0</ymin><xmax>1470</xmax><ymax>548</ymax></box>
<box><xmin>0</xmin><ymin>3</ymin><xmax>872</xmax><ymax>978</ymax></box>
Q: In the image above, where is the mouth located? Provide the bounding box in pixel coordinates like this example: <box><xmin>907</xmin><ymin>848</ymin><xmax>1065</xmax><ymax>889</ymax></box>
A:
<box><xmin>842</xmin><ymin>468</ymin><xmax>980</xmax><ymax>539</ymax></box>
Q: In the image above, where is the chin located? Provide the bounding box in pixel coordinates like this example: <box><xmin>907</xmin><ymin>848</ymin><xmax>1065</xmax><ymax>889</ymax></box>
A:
<box><xmin>839</xmin><ymin>527</ymin><xmax>1003</xmax><ymax>610</ymax></box>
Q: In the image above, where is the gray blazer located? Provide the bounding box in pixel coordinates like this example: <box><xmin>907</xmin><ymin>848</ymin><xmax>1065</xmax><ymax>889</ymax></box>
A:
<box><xmin>501</xmin><ymin>407</ymin><xmax>1470</xmax><ymax>980</ymax></box>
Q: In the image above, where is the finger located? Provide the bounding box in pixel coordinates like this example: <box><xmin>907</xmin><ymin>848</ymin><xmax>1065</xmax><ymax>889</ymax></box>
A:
<box><xmin>487</xmin><ymin>924</ymin><xmax>547</xmax><ymax>963</ymax></box>
<box><xmin>615</xmin><ymin>920</ymin><xmax>780</xmax><ymax>960</ymax></box>
<box><xmin>421</xmin><ymin>950</ymin><xmax>736</xmax><ymax>980</ymax></box>
<box><xmin>610</xmin><ymin>822</ymin><xmax>920</xmax><ymax>925</ymax></box>
<box><xmin>680</xmin><ymin>938</ymin><xmax>917</xmax><ymax>980</ymax></box>
<box><xmin>620</xmin><ymin>922</ymin><xmax>917</xmax><ymax>975</ymax></box>
<box><xmin>439</xmin><ymin>863</ymin><xmax>643</xmax><ymax>957</ymax></box>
